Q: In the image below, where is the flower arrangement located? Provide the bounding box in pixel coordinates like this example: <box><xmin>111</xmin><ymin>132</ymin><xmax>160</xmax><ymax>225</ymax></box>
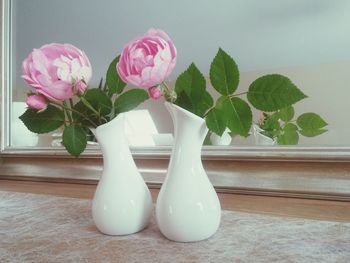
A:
<box><xmin>20</xmin><ymin>28</ymin><xmax>327</xmax><ymax>156</ymax></box>
<box><xmin>116</xmin><ymin>29</ymin><xmax>327</xmax><ymax>141</ymax></box>
<box><xmin>20</xmin><ymin>43</ymin><xmax>149</xmax><ymax>156</ymax></box>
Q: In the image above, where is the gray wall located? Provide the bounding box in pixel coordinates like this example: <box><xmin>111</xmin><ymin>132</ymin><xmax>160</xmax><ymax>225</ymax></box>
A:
<box><xmin>13</xmin><ymin>0</ymin><xmax>350</xmax><ymax>85</ymax></box>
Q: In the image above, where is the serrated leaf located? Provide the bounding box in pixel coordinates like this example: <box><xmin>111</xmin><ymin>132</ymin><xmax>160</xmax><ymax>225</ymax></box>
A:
<box><xmin>209</xmin><ymin>48</ymin><xmax>239</xmax><ymax>95</ymax></box>
<box><xmin>284</xmin><ymin>122</ymin><xmax>298</xmax><ymax>131</ymax></box>
<box><xmin>279</xmin><ymin>106</ymin><xmax>294</xmax><ymax>122</ymax></box>
<box><xmin>299</xmin><ymin>129</ymin><xmax>328</xmax><ymax>137</ymax></box>
<box><xmin>175</xmin><ymin>90</ymin><xmax>213</xmax><ymax>117</ymax></box>
<box><xmin>19</xmin><ymin>105</ymin><xmax>65</xmax><ymax>134</ymax></box>
<box><xmin>174</xmin><ymin>91</ymin><xmax>193</xmax><ymax>113</ymax></box>
<box><xmin>72</xmin><ymin>89</ymin><xmax>112</xmax><ymax>127</ymax></box>
<box><xmin>106</xmin><ymin>55</ymin><xmax>126</xmax><ymax>95</ymax></box>
<box><xmin>261</xmin><ymin>113</ymin><xmax>280</xmax><ymax>131</ymax></box>
<box><xmin>175</xmin><ymin>63</ymin><xmax>213</xmax><ymax>117</ymax></box>
<box><xmin>247</xmin><ymin>74</ymin><xmax>307</xmax><ymax>111</ymax></box>
<box><xmin>197</xmin><ymin>91</ymin><xmax>214</xmax><ymax>117</ymax></box>
<box><xmin>216</xmin><ymin>96</ymin><xmax>252</xmax><ymax>137</ymax></box>
<box><xmin>84</xmin><ymin>88</ymin><xmax>112</xmax><ymax>116</ymax></box>
<box><xmin>205</xmin><ymin>108</ymin><xmax>226</xmax><ymax>136</ymax></box>
<box><xmin>72</xmin><ymin>101</ymin><xmax>100</xmax><ymax>127</ymax></box>
<box><xmin>175</xmin><ymin>63</ymin><xmax>205</xmax><ymax>98</ymax></box>
<box><xmin>277</xmin><ymin>123</ymin><xmax>299</xmax><ymax>145</ymax></box>
<box><xmin>297</xmin><ymin>113</ymin><xmax>327</xmax><ymax>131</ymax></box>
<box><xmin>62</xmin><ymin>125</ymin><xmax>87</xmax><ymax>156</ymax></box>
<box><xmin>114</xmin><ymin>89</ymin><xmax>148</xmax><ymax>113</ymax></box>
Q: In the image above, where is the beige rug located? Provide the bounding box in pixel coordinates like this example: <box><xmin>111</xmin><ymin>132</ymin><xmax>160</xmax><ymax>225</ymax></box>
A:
<box><xmin>0</xmin><ymin>191</ymin><xmax>349</xmax><ymax>263</ymax></box>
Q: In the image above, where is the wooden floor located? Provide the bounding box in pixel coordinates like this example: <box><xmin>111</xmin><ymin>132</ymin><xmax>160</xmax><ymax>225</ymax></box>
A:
<box><xmin>1</xmin><ymin>179</ymin><xmax>350</xmax><ymax>222</ymax></box>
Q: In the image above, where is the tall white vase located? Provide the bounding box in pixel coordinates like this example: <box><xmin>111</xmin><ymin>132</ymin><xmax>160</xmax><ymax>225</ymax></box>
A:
<box><xmin>92</xmin><ymin>113</ymin><xmax>152</xmax><ymax>235</ymax></box>
<box><xmin>156</xmin><ymin>102</ymin><xmax>221</xmax><ymax>242</ymax></box>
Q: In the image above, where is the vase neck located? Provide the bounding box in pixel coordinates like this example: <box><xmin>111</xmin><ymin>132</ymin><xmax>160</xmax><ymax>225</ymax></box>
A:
<box><xmin>165</xmin><ymin>102</ymin><xmax>208</xmax><ymax>157</ymax></box>
<box><xmin>94</xmin><ymin>114</ymin><xmax>134</xmax><ymax>174</ymax></box>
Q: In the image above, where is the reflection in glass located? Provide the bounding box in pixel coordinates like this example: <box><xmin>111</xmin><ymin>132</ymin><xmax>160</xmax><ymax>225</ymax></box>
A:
<box><xmin>10</xmin><ymin>0</ymin><xmax>350</xmax><ymax>147</ymax></box>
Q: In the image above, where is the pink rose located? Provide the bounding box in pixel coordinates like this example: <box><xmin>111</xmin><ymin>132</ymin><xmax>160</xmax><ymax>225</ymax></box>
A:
<box><xmin>22</xmin><ymin>43</ymin><xmax>92</xmax><ymax>101</ymax></box>
<box><xmin>117</xmin><ymin>28</ymin><xmax>177</xmax><ymax>88</ymax></box>
<box><xmin>26</xmin><ymin>94</ymin><xmax>48</xmax><ymax>110</ymax></box>
<box><xmin>148</xmin><ymin>86</ymin><xmax>162</xmax><ymax>100</ymax></box>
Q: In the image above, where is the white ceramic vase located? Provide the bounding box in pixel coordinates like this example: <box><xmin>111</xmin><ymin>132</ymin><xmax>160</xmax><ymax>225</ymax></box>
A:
<box><xmin>156</xmin><ymin>102</ymin><xmax>221</xmax><ymax>242</ymax></box>
<box><xmin>92</xmin><ymin>113</ymin><xmax>152</xmax><ymax>235</ymax></box>
<box><xmin>210</xmin><ymin>128</ymin><xmax>232</xmax><ymax>146</ymax></box>
<box><xmin>252</xmin><ymin>124</ymin><xmax>276</xmax><ymax>146</ymax></box>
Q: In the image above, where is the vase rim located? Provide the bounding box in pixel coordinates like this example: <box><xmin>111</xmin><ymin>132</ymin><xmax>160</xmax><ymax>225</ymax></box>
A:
<box><xmin>94</xmin><ymin>113</ymin><xmax>123</xmax><ymax>133</ymax></box>
<box><xmin>164</xmin><ymin>102</ymin><xmax>205</xmax><ymax>122</ymax></box>
<box><xmin>253</xmin><ymin>123</ymin><xmax>276</xmax><ymax>142</ymax></box>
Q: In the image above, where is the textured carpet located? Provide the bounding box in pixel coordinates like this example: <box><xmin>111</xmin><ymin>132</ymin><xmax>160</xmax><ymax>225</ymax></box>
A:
<box><xmin>0</xmin><ymin>191</ymin><xmax>349</xmax><ymax>263</ymax></box>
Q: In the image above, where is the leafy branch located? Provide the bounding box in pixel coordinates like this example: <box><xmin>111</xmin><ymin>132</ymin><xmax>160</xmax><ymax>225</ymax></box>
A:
<box><xmin>257</xmin><ymin>106</ymin><xmax>328</xmax><ymax>145</ymax></box>
<box><xmin>172</xmin><ymin>48</ymin><xmax>307</xmax><ymax>138</ymax></box>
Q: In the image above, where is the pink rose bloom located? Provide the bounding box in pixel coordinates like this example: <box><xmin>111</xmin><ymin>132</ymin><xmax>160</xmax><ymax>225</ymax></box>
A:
<box><xmin>26</xmin><ymin>94</ymin><xmax>48</xmax><ymax>110</ymax></box>
<box><xmin>22</xmin><ymin>43</ymin><xmax>92</xmax><ymax>101</ymax></box>
<box><xmin>117</xmin><ymin>28</ymin><xmax>177</xmax><ymax>88</ymax></box>
<box><xmin>148</xmin><ymin>86</ymin><xmax>162</xmax><ymax>100</ymax></box>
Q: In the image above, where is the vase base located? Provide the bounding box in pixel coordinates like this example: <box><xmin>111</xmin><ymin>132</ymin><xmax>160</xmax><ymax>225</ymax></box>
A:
<box><xmin>95</xmin><ymin>223</ymin><xmax>150</xmax><ymax>236</ymax></box>
<box><xmin>96</xmin><ymin>221</ymin><xmax>149</xmax><ymax>236</ymax></box>
<box><xmin>160</xmin><ymin>230</ymin><xmax>219</xmax><ymax>243</ymax></box>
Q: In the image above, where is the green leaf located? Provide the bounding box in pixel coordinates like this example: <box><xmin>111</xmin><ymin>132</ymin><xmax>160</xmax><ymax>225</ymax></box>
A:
<box><xmin>197</xmin><ymin>91</ymin><xmax>214</xmax><ymax>117</ymax></box>
<box><xmin>62</xmin><ymin>125</ymin><xmax>87</xmax><ymax>156</ymax></box>
<box><xmin>114</xmin><ymin>89</ymin><xmax>149</xmax><ymax>113</ymax></box>
<box><xmin>19</xmin><ymin>105</ymin><xmax>65</xmax><ymax>134</ymax></box>
<box><xmin>84</xmin><ymin>88</ymin><xmax>113</xmax><ymax>116</ymax></box>
<box><xmin>175</xmin><ymin>63</ymin><xmax>213</xmax><ymax>117</ymax></box>
<box><xmin>175</xmin><ymin>63</ymin><xmax>205</xmax><ymax>97</ymax></box>
<box><xmin>299</xmin><ymin>129</ymin><xmax>328</xmax><ymax>137</ymax></box>
<box><xmin>106</xmin><ymin>55</ymin><xmax>126</xmax><ymax>95</ymax></box>
<box><xmin>72</xmin><ymin>88</ymin><xmax>112</xmax><ymax>127</ymax></box>
<box><xmin>297</xmin><ymin>113</ymin><xmax>328</xmax><ymax>130</ymax></box>
<box><xmin>209</xmin><ymin>48</ymin><xmax>239</xmax><ymax>95</ymax></box>
<box><xmin>277</xmin><ymin>123</ymin><xmax>299</xmax><ymax>145</ymax></box>
<box><xmin>297</xmin><ymin>113</ymin><xmax>328</xmax><ymax>137</ymax></box>
<box><xmin>175</xmin><ymin>90</ymin><xmax>213</xmax><ymax>117</ymax></box>
<box><xmin>261</xmin><ymin>112</ymin><xmax>280</xmax><ymax>131</ymax></box>
<box><xmin>247</xmin><ymin>74</ymin><xmax>307</xmax><ymax>111</ymax></box>
<box><xmin>205</xmin><ymin>108</ymin><xmax>226</xmax><ymax>136</ymax></box>
<box><xmin>174</xmin><ymin>91</ymin><xmax>193</xmax><ymax>113</ymax></box>
<box><xmin>216</xmin><ymin>96</ymin><xmax>252</xmax><ymax>137</ymax></box>
<box><xmin>279</xmin><ymin>106</ymin><xmax>294</xmax><ymax>122</ymax></box>
<box><xmin>72</xmin><ymin>101</ymin><xmax>100</xmax><ymax>127</ymax></box>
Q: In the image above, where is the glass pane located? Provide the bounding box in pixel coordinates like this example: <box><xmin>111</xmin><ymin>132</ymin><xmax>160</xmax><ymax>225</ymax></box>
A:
<box><xmin>10</xmin><ymin>0</ymin><xmax>350</xmax><ymax>147</ymax></box>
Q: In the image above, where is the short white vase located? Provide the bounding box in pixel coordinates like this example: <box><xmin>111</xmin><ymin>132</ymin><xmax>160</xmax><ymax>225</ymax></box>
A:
<box><xmin>92</xmin><ymin>113</ymin><xmax>153</xmax><ymax>235</ymax></box>
<box><xmin>252</xmin><ymin>124</ymin><xmax>276</xmax><ymax>146</ymax></box>
<box><xmin>156</xmin><ymin>102</ymin><xmax>221</xmax><ymax>242</ymax></box>
<box><xmin>210</xmin><ymin>128</ymin><xmax>232</xmax><ymax>146</ymax></box>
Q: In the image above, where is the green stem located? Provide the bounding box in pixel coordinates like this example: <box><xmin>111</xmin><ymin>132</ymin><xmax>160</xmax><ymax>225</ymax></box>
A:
<box><xmin>203</xmin><ymin>106</ymin><xmax>214</xmax><ymax>118</ymax></box>
<box><xmin>80</xmin><ymin>97</ymin><xmax>100</xmax><ymax>116</ymax></box>
<box><xmin>161</xmin><ymin>81</ymin><xmax>176</xmax><ymax>102</ymax></box>
<box><xmin>162</xmin><ymin>81</ymin><xmax>171</xmax><ymax>92</ymax></box>
<box><xmin>50</xmin><ymin>101</ymin><xmax>98</xmax><ymax>128</ymax></box>
<box><xmin>229</xmin><ymin>91</ymin><xmax>248</xmax><ymax>98</ymax></box>
<box><xmin>62</xmin><ymin>101</ymin><xmax>73</xmax><ymax>124</ymax></box>
<box><xmin>69</xmin><ymin>98</ymin><xmax>74</xmax><ymax>109</ymax></box>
